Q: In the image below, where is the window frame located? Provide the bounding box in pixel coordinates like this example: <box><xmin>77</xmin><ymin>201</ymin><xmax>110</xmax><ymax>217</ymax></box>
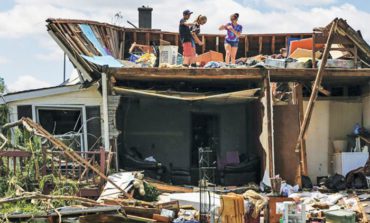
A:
<box><xmin>34</xmin><ymin>105</ymin><xmax>88</xmax><ymax>152</ymax></box>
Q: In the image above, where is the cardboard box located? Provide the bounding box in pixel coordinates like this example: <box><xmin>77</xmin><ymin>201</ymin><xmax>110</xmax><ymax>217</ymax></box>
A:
<box><xmin>159</xmin><ymin>45</ymin><xmax>178</xmax><ymax>65</ymax></box>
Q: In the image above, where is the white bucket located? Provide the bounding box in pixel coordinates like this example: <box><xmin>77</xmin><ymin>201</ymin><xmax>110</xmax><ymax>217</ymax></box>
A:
<box><xmin>332</xmin><ymin>140</ymin><xmax>347</xmax><ymax>153</ymax></box>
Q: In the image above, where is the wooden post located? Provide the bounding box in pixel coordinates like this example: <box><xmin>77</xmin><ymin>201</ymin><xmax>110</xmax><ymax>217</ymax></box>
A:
<box><xmin>175</xmin><ymin>34</ymin><xmax>179</xmax><ymax>46</ymax></box>
<box><xmin>202</xmin><ymin>35</ymin><xmax>206</xmax><ymax>53</ymax></box>
<box><xmin>294</xmin><ymin>20</ymin><xmax>337</xmax><ymax>152</ymax></box>
<box><xmin>295</xmin><ymin>83</ymin><xmax>308</xmax><ymax>176</ymax></box>
<box><xmin>145</xmin><ymin>32</ymin><xmax>150</xmax><ymax>46</ymax></box>
<box><xmin>285</xmin><ymin>35</ymin><xmax>290</xmax><ymax>53</ymax></box>
<box><xmin>312</xmin><ymin>33</ymin><xmax>316</xmax><ymax>68</ymax></box>
<box><xmin>216</xmin><ymin>36</ymin><xmax>219</xmax><ymax>52</ymax></box>
<box><xmin>119</xmin><ymin>31</ymin><xmax>126</xmax><ymax>60</ymax></box>
<box><xmin>245</xmin><ymin>36</ymin><xmax>249</xmax><ymax>57</ymax></box>
<box><xmin>259</xmin><ymin>36</ymin><xmax>263</xmax><ymax>54</ymax></box>
<box><xmin>354</xmin><ymin>45</ymin><xmax>358</xmax><ymax>68</ymax></box>
<box><xmin>265</xmin><ymin>72</ymin><xmax>274</xmax><ymax>177</ymax></box>
<box><xmin>271</xmin><ymin>36</ymin><xmax>276</xmax><ymax>54</ymax></box>
<box><xmin>133</xmin><ymin>31</ymin><xmax>137</xmax><ymax>43</ymax></box>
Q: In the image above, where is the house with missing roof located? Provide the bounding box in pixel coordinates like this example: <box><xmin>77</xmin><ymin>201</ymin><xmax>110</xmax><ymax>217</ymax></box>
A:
<box><xmin>2</xmin><ymin>7</ymin><xmax>370</xmax><ymax>187</ymax></box>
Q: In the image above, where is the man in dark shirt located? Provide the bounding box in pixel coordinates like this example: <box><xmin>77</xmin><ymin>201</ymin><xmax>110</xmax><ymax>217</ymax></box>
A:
<box><xmin>179</xmin><ymin>10</ymin><xmax>196</xmax><ymax>67</ymax></box>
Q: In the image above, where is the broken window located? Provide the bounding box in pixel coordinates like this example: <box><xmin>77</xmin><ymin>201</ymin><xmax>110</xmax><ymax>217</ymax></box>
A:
<box><xmin>37</xmin><ymin>107</ymin><xmax>84</xmax><ymax>151</ymax></box>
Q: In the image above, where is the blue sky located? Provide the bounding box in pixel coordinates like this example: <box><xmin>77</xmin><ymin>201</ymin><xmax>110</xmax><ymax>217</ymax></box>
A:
<box><xmin>1</xmin><ymin>0</ymin><xmax>370</xmax><ymax>92</ymax></box>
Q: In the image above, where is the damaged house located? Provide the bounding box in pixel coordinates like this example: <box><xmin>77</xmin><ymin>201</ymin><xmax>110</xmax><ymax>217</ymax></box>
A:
<box><xmin>2</xmin><ymin>9</ymin><xmax>370</xmax><ymax>191</ymax></box>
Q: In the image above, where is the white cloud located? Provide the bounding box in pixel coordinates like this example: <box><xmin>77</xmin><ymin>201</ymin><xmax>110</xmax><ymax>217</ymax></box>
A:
<box><xmin>1</xmin><ymin>0</ymin><xmax>370</xmax><ymax>42</ymax></box>
<box><xmin>35</xmin><ymin>37</ymin><xmax>65</xmax><ymax>62</ymax></box>
<box><xmin>0</xmin><ymin>3</ymin><xmax>87</xmax><ymax>38</ymax></box>
<box><xmin>0</xmin><ymin>56</ymin><xmax>9</xmax><ymax>64</ymax></box>
<box><xmin>262</xmin><ymin>0</ymin><xmax>336</xmax><ymax>10</ymax></box>
<box><xmin>8</xmin><ymin>75</ymin><xmax>51</xmax><ymax>92</ymax></box>
<box><xmin>0</xmin><ymin>0</ymin><xmax>370</xmax><ymax>74</ymax></box>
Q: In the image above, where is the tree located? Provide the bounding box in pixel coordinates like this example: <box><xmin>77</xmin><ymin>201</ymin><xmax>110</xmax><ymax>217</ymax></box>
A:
<box><xmin>0</xmin><ymin>77</ymin><xmax>4</xmax><ymax>93</ymax></box>
<box><xmin>0</xmin><ymin>76</ymin><xmax>8</xmax><ymax>125</ymax></box>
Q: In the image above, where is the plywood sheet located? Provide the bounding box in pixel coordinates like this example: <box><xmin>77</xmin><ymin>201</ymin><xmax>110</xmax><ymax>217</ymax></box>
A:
<box><xmin>273</xmin><ymin>105</ymin><xmax>301</xmax><ymax>185</ymax></box>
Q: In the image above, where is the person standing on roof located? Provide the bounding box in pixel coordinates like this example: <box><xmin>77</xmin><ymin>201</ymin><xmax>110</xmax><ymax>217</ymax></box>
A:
<box><xmin>219</xmin><ymin>13</ymin><xmax>242</xmax><ymax>64</ymax></box>
<box><xmin>179</xmin><ymin>10</ymin><xmax>207</xmax><ymax>67</ymax></box>
<box><xmin>191</xmin><ymin>15</ymin><xmax>207</xmax><ymax>45</ymax></box>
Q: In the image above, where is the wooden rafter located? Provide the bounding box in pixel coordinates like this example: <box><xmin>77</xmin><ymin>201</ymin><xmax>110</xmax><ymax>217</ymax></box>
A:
<box><xmin>294</xmin><ymin>20</ymin><xmax>338</xmax><ymax>153</ymax></box>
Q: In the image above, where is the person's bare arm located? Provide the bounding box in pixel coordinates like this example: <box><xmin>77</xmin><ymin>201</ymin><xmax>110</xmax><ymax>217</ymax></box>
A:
<box><xmin>180</xmin><ymin>20</ymin><xmax>195</xmax><ymax>27</ymax></box>
<box><xmin>184</xmin><ymin>22</ymin><xmax>195</xmax><ymax>26</ymax></box>
<box><xmin>219</xmin><ymin>25</ymin><xmax>226</xmax><ymax>30</ymax></box>
<box><xmin>192</xmin><ymin>32</ymin><xmax>203</xmax><ymax>45</ymax></box>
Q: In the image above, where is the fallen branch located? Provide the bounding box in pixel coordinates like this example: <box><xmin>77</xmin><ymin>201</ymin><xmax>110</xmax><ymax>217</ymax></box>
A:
<box><xmin>1</xmin><ymin>117</ymin><xmax>130</xmax><ymax>198</ymax></box>
<box><xmin>78</xmin><ymin>158</ymin><xmax>94</xmax><ymax>182</ymax></box>
<box><xmin>48</xmin><ymin>200</ymin><xmax>62</xmax><ymax>223</ymax></box>
<box><xmin>0</xmin><ymin>192</ymin><xmax>101</xmax><ymax>206</ymax></box>
<box><xmin>0</xmin><ymin>133</ymin><xmax>7</xmax><ymax>150</ymax></box>
<box><xmin>21</xmin><ymin>118</ymin><xmax>130</xmax><ymax>198</ymax></box>
<box><xmin>0</xmin><ymin>120</ymin><xmax>23</xmax><ymax>131</ymax></box>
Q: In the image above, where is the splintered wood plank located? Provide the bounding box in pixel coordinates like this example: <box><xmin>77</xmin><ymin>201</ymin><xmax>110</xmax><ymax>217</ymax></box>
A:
<box><xmin>312</xmin><ymin>33</ymin><xmax>317</xmax><ymax>68</ymax></box>
<box><xmin>149</xmin><ymin>182</ymin><xmax>193</xmax><ymax>193</ymax></box>
<box><xmin>265</xmin><ymin>73</ymin><xmax>274</xmax><ymax>177</ymax></box>
<box><xmin>127</xmin><ymin>215</ymin><xmax>157</xmax><ymax>222</ymax></box>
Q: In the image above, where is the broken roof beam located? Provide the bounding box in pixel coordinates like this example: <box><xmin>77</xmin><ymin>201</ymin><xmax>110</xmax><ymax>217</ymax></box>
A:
<box><xmin>110</xmin><ymin>67</ymin><xmax>265</xmax><ymax>82</ymax></box>
<box><xmin>109</xmin><ymin>67</ymin><xmax>370</xmax><ymax>83</ymax></box>
<box><xmin>295</xmin><ymin>19</ymin><xmax>337</xmax><ymax>153</ymax></box>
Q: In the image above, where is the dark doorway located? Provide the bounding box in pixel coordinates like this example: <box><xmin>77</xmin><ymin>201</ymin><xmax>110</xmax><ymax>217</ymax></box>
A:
<box><xmin>191</xmin><ymin>113</ymin><xmax>220</xmax><ymax>168</ymax></box>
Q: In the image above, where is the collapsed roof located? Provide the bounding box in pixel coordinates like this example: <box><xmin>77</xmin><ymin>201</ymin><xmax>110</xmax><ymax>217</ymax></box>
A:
<box><xmin>46</xmin><ymin>18</ymin><xmax>370</xmax><ymax>85</ymax></box>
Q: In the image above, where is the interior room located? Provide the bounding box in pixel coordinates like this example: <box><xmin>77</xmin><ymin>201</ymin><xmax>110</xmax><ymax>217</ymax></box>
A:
<box><xmin>116</xmin><ymin>96</ymin><xmax>264</xmax><ymax>186</ymax></box>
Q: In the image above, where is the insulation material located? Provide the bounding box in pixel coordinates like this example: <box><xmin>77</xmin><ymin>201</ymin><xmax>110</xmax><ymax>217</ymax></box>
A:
<box><xmin>79</xmin><ymin>24</ymin><xmax>108</xmax><ymax>56</ymax></box>
<box><xmin>81</xmin><ymin>55</ymin><xmax>123</xmax><ymax>68</ymax></box>
<box><xmin>97</xmin><ymin>172</ymin><xmax>136</xmax><ymax>202</ymax></box>
<box><xmin>330</xmin><ymin>44</ymin><xmax>351</xmax><ymax>59</ymax></box>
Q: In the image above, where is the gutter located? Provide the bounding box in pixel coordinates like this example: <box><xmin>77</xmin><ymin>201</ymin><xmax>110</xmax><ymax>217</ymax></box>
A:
<box><xmin>101</xmin><ymin>72</ymin><xmax>110</xmax><ymax>151</ymax></box>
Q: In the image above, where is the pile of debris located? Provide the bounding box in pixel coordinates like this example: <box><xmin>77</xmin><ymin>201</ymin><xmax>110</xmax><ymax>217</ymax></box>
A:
<box><xmin>1</xmin><ymin>117</ymin><xmax>369</xmax><ymax>222</ymax></box>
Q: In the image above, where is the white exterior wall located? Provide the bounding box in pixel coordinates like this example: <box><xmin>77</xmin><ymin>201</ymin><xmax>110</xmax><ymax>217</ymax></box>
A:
<box><xmin>6</xmin><ymin>85</ymin><xmax>103</xmax><ymax>152</ymax></box>
<box><xmin>7</xmin><ymin>86</ymin><xmax>102</xmax><ymax>123</ymax></box>
<box><xmin>304</xmin><ymin>99</ymin><xmax>362</xmax><ymax>183</ymax></box>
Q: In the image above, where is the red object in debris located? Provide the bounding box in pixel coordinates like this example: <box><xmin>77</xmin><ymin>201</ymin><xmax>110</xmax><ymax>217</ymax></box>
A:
<box><xmin>196</xmin><ymin>50</ymin><xmax>224</xmax><ymax>66</ymax></box>
<box><xmin>289</xmin><ymin>38</ymin><xmax>324</xmax><ymax>56</ymax></box>
<box><xmin>245</xmin><ymin>215</ymin><xmax>260</xmax><ymax>223</ymax></box>
<box><xmin>153</xmin><ymin>214</ymin><xmax>170</xmax><ymax>223</ymax></box>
